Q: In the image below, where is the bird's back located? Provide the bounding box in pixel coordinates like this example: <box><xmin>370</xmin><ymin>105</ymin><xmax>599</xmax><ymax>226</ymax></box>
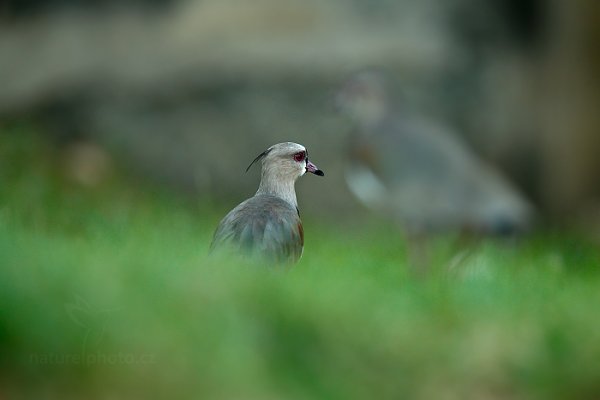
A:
<box><xmin>210</xmin><ymin>194</ymin><xmax>304</xmax><ymax>264</ymax></box>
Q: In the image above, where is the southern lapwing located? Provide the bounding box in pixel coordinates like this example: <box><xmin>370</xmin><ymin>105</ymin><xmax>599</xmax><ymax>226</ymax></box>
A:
<box><xmin>336</xmin><ymin>69</ymin><xmax>533</xmax><ymax>237</ymax></box>
<box><xmin>210</xmin><ymin>142</ymin><xmax>324</xmax><ymax>265</ymax></box>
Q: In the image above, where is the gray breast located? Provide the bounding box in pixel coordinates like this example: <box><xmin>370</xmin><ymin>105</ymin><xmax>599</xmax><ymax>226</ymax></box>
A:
<box><xmin>210</xmin><ymin>194</ymin><xmax>304</xmax><ymax>265</ymax></box>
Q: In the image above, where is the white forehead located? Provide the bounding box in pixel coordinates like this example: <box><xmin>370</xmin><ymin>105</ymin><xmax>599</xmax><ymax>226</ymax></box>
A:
<box><xmin>268</xmin><ymin>142</ymin><xmax>306</xmax><ymax>156</ymax></box>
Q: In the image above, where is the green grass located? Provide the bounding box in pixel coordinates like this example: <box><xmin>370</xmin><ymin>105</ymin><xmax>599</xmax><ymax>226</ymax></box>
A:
<box><xmin>1</xmin><ymin>127</ymin><xmax>600</xmax><ymax>399</ymax></box>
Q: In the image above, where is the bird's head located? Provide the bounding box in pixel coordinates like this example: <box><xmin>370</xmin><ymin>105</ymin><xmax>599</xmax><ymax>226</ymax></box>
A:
<box><xmin>335</xmin><ymin>68</ymin><xmax>389</xmax><ymax>128</ymax></box>
<box><xmin>247</xmin><ymin>142</ymin><xmax>324</xmax><ymax>183</ymax></box>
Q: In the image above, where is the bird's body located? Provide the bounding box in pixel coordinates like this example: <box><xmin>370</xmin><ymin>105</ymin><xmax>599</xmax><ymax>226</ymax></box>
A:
<box><xmin>210</xmin><ymin>142</ymin><xmax>323</xmax><ymax>265</ymax></box>
<box><xmin>346</xmin><ymin>114</ymin><xmax>531</xmax><ymax>235</ymax></box>
<box><xmin>211</xmin><ymin>194</ymin><xmax>304</xmax><ymax>264</ymax></box>
<box><xmin>337</xmin><ymin>69</ymin><xmax>533</xmax><ymax>236</ymax></box>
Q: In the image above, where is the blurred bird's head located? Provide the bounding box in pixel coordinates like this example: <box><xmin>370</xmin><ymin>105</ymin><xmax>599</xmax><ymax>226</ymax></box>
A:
<box><xmin>247</xmin><ymin>142</ymin><xmax>324</xmax><ymax>184</ymax></box>
<box><xmin>335</xmin><ymin>69</ymin><xmax>389</xmax><ymax>128</ymax></box>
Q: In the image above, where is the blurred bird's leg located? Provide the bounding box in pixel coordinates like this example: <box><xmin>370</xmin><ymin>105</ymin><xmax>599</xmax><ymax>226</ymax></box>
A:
<box><xmin>405</xmin><ymin>231</ymin><xmax>431</xmax><ymax>277</ymax></box>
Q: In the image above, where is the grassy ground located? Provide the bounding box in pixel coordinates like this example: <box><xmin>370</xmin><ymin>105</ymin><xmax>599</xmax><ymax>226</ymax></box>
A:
<box><xmin>1</xmin><ymin>127</ymin><xmax>600</xmax><ymax>399</ymax></box>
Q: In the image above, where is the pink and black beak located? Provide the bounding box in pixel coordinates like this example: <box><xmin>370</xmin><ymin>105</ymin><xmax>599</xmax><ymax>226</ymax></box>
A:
<box><xmin>306</xmin><ymin>159</ymin><xmax>324</xmax><ymax>176</ymax></box>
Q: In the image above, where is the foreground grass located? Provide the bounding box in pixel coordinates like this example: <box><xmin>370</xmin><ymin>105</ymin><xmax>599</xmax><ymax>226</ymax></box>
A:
<box><xmin>1</xmin><ymin>130</ymin><xmax>600</xmax><ymax>399</ymax></box>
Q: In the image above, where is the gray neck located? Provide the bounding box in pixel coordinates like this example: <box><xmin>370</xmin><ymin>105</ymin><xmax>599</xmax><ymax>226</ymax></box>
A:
<box><xmin>255</xmin><ymin>169</ymin><xmax>299</xmax><ymax>208</ymax></box>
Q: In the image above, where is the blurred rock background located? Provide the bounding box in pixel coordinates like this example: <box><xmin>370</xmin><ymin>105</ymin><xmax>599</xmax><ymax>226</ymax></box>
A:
<box><xmin>1</xmin><ymin>0</ymin><xmax>599</xmax><ymax>226</ymax></box>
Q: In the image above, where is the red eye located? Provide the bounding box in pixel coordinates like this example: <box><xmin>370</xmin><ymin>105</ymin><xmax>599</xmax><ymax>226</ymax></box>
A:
<box><xmin>293</xmin><ymin>151</ymin><xmax>306</xmax><ymax>162</ymax></box>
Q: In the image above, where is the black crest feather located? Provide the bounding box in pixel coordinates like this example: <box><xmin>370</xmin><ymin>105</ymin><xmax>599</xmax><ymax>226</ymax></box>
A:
<box><xmin>245</xmin><ymin>147</ymin><xmax>272</xmax><ymax>173</ymax></box>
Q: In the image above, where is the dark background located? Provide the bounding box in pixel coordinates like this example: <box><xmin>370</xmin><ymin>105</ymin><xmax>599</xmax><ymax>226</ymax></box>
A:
<box><xmin>1</xmin><ymin>0</ymin><xmax>599</xmax><ymax>227</ymax></box>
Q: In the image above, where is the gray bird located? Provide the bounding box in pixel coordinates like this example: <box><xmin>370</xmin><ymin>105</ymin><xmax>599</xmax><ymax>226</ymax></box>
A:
<box><xmin>210</xmin><ymin>142</ymin><xmax>324</xmax><ymax>265</ymax></box>
<box><xmin>335</xmin><ymin>69</ymin><xmax>533</xmax><ymax>236</ymax></box>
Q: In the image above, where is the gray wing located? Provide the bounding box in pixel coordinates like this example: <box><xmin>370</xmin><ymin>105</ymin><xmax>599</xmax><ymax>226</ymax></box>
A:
<box><xmin>210</xmin><ymin>195</ymin><xmax>304</xmax><ymax>265</ymax></box>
